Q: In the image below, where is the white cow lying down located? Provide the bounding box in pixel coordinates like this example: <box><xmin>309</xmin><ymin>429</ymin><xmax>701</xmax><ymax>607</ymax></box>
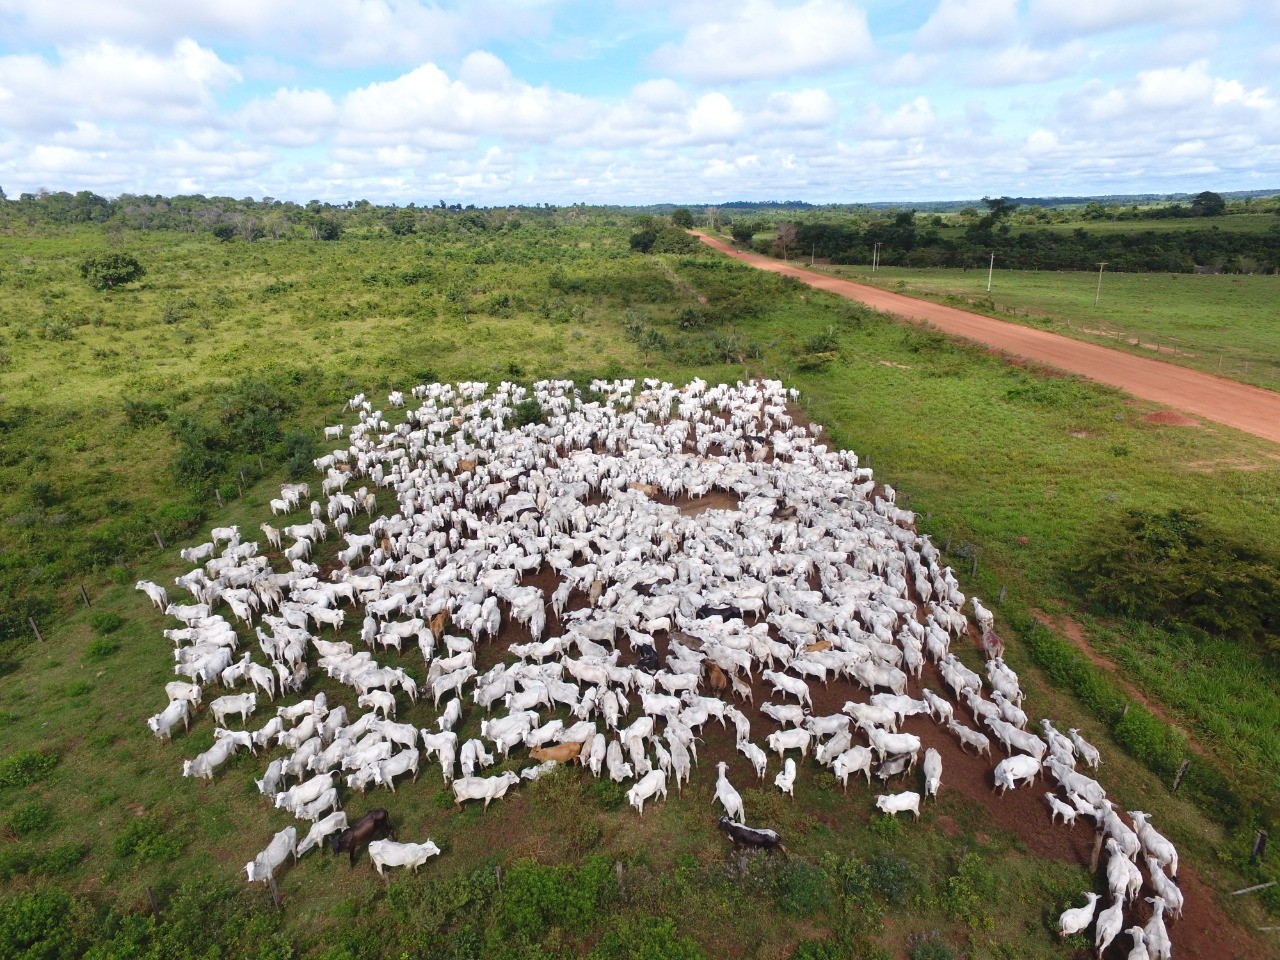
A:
<box><xmin>452</xmin><ymin>771</ymin><xmax>520</xmax><ymax>810</ymax></box>
<box><xmin>368</xmin><ymin>838</ymin><xmax>441</xmax><ymax>876</ymax></box>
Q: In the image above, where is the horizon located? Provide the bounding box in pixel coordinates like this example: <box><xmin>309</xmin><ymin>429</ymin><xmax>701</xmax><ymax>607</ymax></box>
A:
<box><xmin>2</xmin><ymin>2</ymin><xmax>1279</xmax><ymax>205</ymax></box>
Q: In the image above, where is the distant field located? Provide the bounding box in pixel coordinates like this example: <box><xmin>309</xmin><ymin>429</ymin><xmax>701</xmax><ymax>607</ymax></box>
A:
<box><xmin>816</xmin><ymin>264</ymin><xmax>1280</xmax><ymax>390</ymax></box>
<box><xmin>1016</xmin><ymin>214</ymin><xmax>1280</xmax><ymax>235</ymax></box>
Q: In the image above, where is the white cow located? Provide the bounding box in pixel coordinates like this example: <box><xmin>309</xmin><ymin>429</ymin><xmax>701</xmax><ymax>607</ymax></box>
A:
<box><xmin>147</xmin><ymin>699</ymin><xmax>190</xmax><ymax>739</ymax></box>
<box><xmin>244</xmin><ymin>826</ymin><xmax>296</xmax><ymax>883</ymax></box>
<box><xmin>452</xmin><ymin>771</ymin><xmax>520</xmax><ymax>810</ymax></box>
<box><xmin>210</xmin><ymin>692</ymin><xmax>256</xmax><ymax>727</ymax></box>
<box><xmin>875</xmin><ymin>791</ymin><xmax>921</xmax><ymax>821</ymax></box>
<box><xmin>297</xmin><ymin>812</ymin><xmax>349</xmax><ymax>857</ymax></box>
<box><xmin>625</xmin><ymin>769</ymin><xmax>668</xmax><ymax>817</ymax></box>
<box><xmin>368</xmin><ymin>839</ymin><xmax>441</xmax><ymax>876</ymax></box>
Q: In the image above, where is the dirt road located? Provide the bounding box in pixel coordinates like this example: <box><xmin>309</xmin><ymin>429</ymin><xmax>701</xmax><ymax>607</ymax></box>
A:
<box><xmin>692</xmin><ymin>232</ymin><xmax>1280</xmax><ymax>447</ymax></box>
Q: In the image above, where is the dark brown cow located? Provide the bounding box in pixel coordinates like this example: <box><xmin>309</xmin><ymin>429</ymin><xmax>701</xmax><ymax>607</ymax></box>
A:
<box><xmin>331</xmin><ymin>809</ymin><xmax>395</xmax><ymax>866</ymax></box>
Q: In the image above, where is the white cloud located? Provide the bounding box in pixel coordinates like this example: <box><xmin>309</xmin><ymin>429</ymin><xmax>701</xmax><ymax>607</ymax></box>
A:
<box><xmin>239</xmin><ymin>88</ymin><xmax>339</xmax><ymax>147</ymax></box>
<box><xmin>754</xmin><ymin>88</ymin><xmax>838</xmax><ymax>128</ymax></box>
<box><xmin>0</xmin><ymin>39</ymin><xmax>239</xmax><ymax>131</ymax></box>
<box><xmin>916</xmin><ymin>0</ymin><xmax>1018</xmax><ymax>50</ymax></box>
<box><xmin>973</xmin><ymin>41</ymin><xmax>1087</xmax><ymax>86</ymax></box>
<box><xmin>0</xmin><ymin>0</ymin><xmax>558</xmax><ymax>68</ymax></box>
<box><xmin>651</xmin><ymin>0</ymin><xmax>872</xmax><ymax>83</ymax></box>
<box><xmin>1028</xmin><ymin>0</ymin><xmax>1244</xmax><ymax>36</ymax></box>
<box><xmin>339</xmin><ymin>52</ymin><xmax>597</xmax><ymax>146</ymax></box>
<box><xmin>860</xmin><ymin>96</ymin><xmax>937</xmax><ymax>139</ymax></box>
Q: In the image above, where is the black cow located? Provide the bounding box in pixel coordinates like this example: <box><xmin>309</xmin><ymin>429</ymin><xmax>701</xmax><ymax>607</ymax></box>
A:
<box><xmin>331</xmin><ymin>809</ymin><xmax>395</xmax><ymax>867</ymax></box>
<box><xmin>717</xmin><ymin>816</ymin><xmax>787</xmax><ymax>856</ymax></box>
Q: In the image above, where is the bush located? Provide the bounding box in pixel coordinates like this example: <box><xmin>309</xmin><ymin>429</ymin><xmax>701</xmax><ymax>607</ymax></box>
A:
<box><xmin>6</xmin><ymin>803</ymin><xmax>54</xmax><ymax>837</ymax></box>
<box><xmin>589</xmin><ymin>917</ymin><xmax>705</xmax><ymax>960</ymax></box>
<box><xmin>112</xmin><ymin>816</ymin><xmax>180</xmax><ymax>864</ymax></box>
<box><xmin>79</xmin><ymin>253</ymin><xmax>145</xmax><ymax>291</ymax></box>
<box><xmin>770</xmin><ymin>858</ymin><xmax>831</xmax><ymax>917</ymax></box>
<box><xmin>85</xmin><ymin>637</ymin><xmax>120</xmax><ymax>659</ymax></box>
<box><xmin>907</xmin><ymin>932</ymin><xmax>959</xmax><ymax>960</ymax></box>
<box><xmin>510</xmin><ymin>399</ymin><xmax>547</xmax><ymax>429</ymax></box>
<box><xmin>1073</xmin><ymin>508</ymin><xmax>1280</xmax><ymax>649</ymax></box>
<box><xmin>88</xmin><ymin>611</ymin><xmax>122</xmax><ymax>634</ymax></box>
<box><xmin>495</xmin><ymin>857</ymin><xmax>616</xmax><ymax>940</ymax></box>
<box><xmin>866</xmin><ymin>854</ymin><xmax>918</xmax><ymax>906</ymax></box>
<box><xmin>0</xmin><ymin>888</ymin><xmax>80</xmax><ymax>960</ymax></box>
<box><xmin>0</xmin><ymin>751</ymin><xmax>58</xmax><ymax>789</ymax></box>
<box><xmin>941</xmin><ymin>852</ymin><xmax>997</xmax><ymax>931</ymax></box>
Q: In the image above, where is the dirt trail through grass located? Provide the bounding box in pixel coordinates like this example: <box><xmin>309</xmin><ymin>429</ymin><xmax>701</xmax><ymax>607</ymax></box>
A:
<box><xmin>692</xmin><ymin>232</ymin><xmax>1280</xmax><ymax>446</ymax></box>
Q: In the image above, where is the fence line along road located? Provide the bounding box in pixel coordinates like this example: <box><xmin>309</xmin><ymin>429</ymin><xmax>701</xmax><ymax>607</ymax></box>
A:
<box><xmin>692</xmin><ymin>232</ymin><xmax>1280</xmax><ymax>447</ymax></box>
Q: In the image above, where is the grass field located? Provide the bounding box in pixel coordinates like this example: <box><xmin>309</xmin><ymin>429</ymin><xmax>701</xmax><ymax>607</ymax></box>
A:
<box><xmin>1</xmin><ymin>219</ymin><xmax>1278</xmax><ymax>957</ymax></box>
<box><xmin>813</xmin><ymin>264</ymin><xmax>1280</xmax><ymax>390</ymax></box>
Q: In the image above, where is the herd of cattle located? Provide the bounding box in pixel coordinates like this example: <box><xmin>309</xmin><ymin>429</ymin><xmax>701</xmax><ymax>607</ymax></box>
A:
<box><xmin>143</xmin><ymin>377</ymin><xmax>1183</xmax><ymax>956</ymax></box>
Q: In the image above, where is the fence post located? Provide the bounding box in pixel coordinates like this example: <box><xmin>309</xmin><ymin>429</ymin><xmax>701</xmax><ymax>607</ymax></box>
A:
<box><xmin>1251</xmin><ymin>829</ymin><xmax>1268</xmax><ymax>865</ymax></box>
<box><xmin>29</xmin><ymin>618</ymin><xmax>43</xmax><ymax>643</ymax></box>
<box><xmin>1172</xmin><ymin>759</ymin><xmax>1191</xmax><ymax>793</ymax></box>
<box><xmin>147</xmin><ymin>887</ymin><xmax>160</xmax><ymax>917</ymax></box>
<box><xmin>215</xmin><ymin>489</ymin><xmax>223</xmax><ymax>509</ymax></box>
<box><xmin>998</xmin><ymin>584</ymin><xmax>1006</xmax><ymax>605</ymax></box>
<box><xmin>153</xmin><ymin>529</ymin><xmax>165</xmax><ymax>550</ymax></box>
<box><xmin>79</xmin><ymin>584</ymin><xmax>92</xmax><ymax>608</ymax></box>
<box><xmin>970</xmin><ymin>552</ymin><xmax>978</xmax><ymax>577</ymax></box>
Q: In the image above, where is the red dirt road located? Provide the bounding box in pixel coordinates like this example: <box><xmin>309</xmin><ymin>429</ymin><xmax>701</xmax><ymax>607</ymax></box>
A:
<box><xmin>692</xmin><ymin>232</ymin><xmax>1280</xmax><ymax>447</ymax></box>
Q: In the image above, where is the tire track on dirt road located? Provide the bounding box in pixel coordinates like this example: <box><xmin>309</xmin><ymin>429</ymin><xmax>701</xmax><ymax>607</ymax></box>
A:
<box><xmin>692</xmin><ymin>231</ymin><xmax>1280</xmax><ymax>447</ymax></box>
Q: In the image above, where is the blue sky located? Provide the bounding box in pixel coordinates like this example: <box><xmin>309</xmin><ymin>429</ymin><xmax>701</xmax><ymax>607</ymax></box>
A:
<box><xmin>1</xmin><ymin>0</ymin><xmax>1278</xmax><ymax>204</ymax></box>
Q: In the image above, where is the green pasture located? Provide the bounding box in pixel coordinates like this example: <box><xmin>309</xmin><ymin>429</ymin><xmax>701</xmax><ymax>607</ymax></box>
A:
<box><xmin>0</xmin><ymin>219</ymin><xmax>1278</xmax><ymax>957</ymax></box>
<box><xmin>815</xmin><ymin>264</ymin><xmax>1280</xmax><ymax>389</ymax></box>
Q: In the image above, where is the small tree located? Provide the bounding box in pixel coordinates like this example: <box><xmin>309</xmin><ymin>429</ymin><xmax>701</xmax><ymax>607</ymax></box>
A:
<box><xmin>79</xmin><ymin>252</ymin><xmax>144</xmax><ymax>290</ymax></box>
<box><xmin>670</xmin><ymin>207</ymin><xmax>694</xmax><ymax>229</ymax></box>
<box><xmin>772</xmin><ymin>222</ymin><xmax>797</xmax><ymax>260</ymax></box>
<box><xmin>731</xmin><ymin>222</ymin><xmax>755</xmax><ymax>246</ymax></box>
<box><xmin>1191</xmin><ymin>191</ymin><xmax>1226</xmax><ymax>217</ymax></box>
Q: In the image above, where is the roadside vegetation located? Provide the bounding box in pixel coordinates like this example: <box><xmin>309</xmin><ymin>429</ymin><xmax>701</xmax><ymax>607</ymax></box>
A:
<box><xmin>0</xmin><ymin>199</ymin><xmax>1277</xmax><ymax>957</ymax></box>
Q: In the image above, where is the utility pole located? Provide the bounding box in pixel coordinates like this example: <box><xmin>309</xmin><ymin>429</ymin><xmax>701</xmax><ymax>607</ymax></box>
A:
<box><xmin>872</xmin><ymin>242</ymin><xmax>881</xmax><ymax>273</ymax></box>
<box><xmin>810</xmin><ymin>244</ymin><xmax>815</xmax><ymax>266</ymax></box>
<box><xmin>1094</xmin><ymin>261</ymin><xmax>1108</xmax><ymax>307</ymax></box>
<box><xmin>987</xmin><ymin>252</ymin><xmax>995</xmax><ymax>292</ymax></box>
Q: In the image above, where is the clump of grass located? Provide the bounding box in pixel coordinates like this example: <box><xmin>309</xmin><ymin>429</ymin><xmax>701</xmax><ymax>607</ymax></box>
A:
<box><xmin>87</xmin><ymin>611</ymin><xmax>123</xmax><ymax>634</ymax></box>
<box><xmin>0</xmin><ymin>750</ymin><xmax>58</xmax><ymax>789</ymax></box>
<box><xmin>113</xmin><ymin>815</ymin><xmax>181</xmax><ymax>864</ymax></box>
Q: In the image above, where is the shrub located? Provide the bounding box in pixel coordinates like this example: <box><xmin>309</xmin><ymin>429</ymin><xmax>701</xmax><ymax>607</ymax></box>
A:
<box><xmin>907</xmin><ymin>932</ymin><xmax>959</xmax><ymax>960</ymax></box>
<box><xmin>510</xmin><ymin>399</ymin><xmax>547</xmax><ymax>429</ymax></box>
<box><xmin>1073</xmin><ymin>508</ymin><xmax>1280</xmax><ymax>649</ymax></box>
<box><xmin>112</xmin><ymin>816</ymin><xmax>180</xmax><ymax>864</ymax></box>
<box><xmin>85</xmin><ymin>637</ymin><xmax>120</xmax><ymax>659</ymax></box>
<box><xmin>88</xmin><ymin>611</ymin><xmax>123</xmax><ymax>634</ymax></box>
<box><xmin>0</xmin><ymin>751</ymin><xmax>58</xmax><ymax>789</ymax></box>
<box><xmin>588</xmin><ymin>917</ymin><xmax>705</xmax><ymax>960</ymax></box>
<box><xmin>79</xmin><ymin>253</ymin><xmax>145</xmax><ymax>291</ymax></box>
<box><xmin>866</xmin><ymin>854</ymin><xmax>918</xmax><ymax>906</ymax></box>
<box><xmin>770</xmin><ymin>858</ymin><xmax>831</xmax><ymax>917</ymax></box>
<box><xmin>7</xmin><ymin>803</ymin><xmax>54</xmax><ymax>837</ymax></box>
<box><xmin>0</xmin><ymin>888</ymin><xmax>80</xmax><ymax>959</ymax></box>
<box><xmin>941</xmin><ymin>852</ymin><xmax>997</xmax><ymax>931</ymax></box>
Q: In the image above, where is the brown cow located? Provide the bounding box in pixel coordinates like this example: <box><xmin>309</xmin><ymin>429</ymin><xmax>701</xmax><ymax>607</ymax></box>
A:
<box><xmin>707</xmin><ymin>662</ymin><xmax>729</xmax><ymax>696</ymax></box>
<box><xmin>529</xmin><ymin>741</ymin><xmax>583</xmax><ymax>764</ymax></box>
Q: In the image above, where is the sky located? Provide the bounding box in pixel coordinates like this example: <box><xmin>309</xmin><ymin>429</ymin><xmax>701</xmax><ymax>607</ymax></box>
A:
<box><xmin>1</xmin><ymin>0</ymin><xmax>1278</xmax><ymax>205</ymax></box>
